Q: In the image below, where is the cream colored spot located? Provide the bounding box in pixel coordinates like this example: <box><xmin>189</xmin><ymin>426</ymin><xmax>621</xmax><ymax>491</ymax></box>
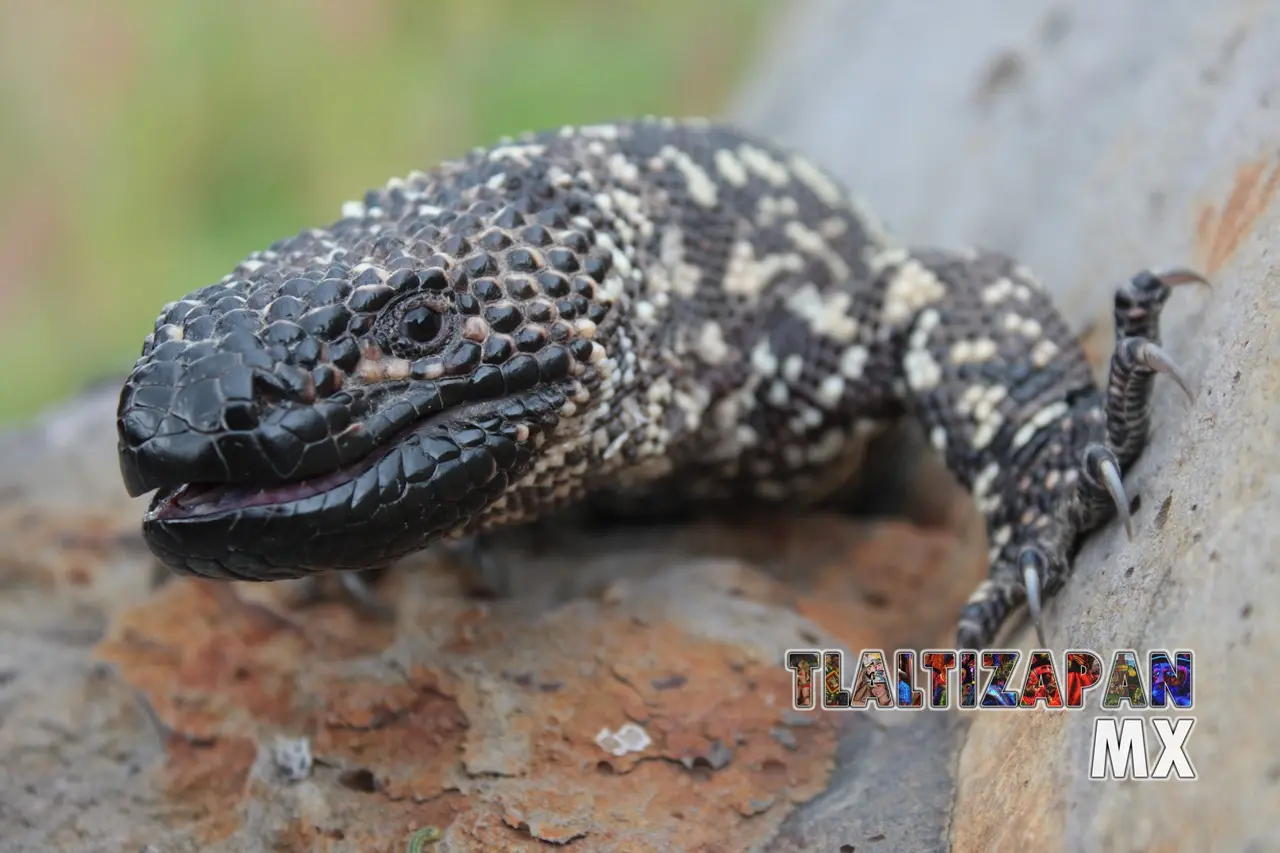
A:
<box><xmin>755</xmin><ymin>194</ymin><xmax>799</xmax><ymax>226</ymax></box>
<box><xmin>607</xmin><ymin>153</ymin><xmax>639</xmax><ymax>183</ymax></box>
<box><xmin>724</xmin><ymin>241</ymin><xmax>804</xmax><ymax>299</ymax></box>
<box><xmin>714</xmin><ymin>149</ymin><xmax>749</xmax><ymax>186</ymax></box>
<box><xmin>697</xmin><ymin>322</ymin><xmax>729</xmax><ymax>364</ymax></box>
<box><xmin>929</xmin><ymin>426</ymin><xmax>948</xmax><ymax>451</ymax></box>
<box><xmin>788</xmin><ymin>154</ymin><xmax>844</xmax><ymax>206</ymax></box>
<box><xmin>661</xmin><ymin>145</ymin><xmax>718</xmax><ymax>207</ymax></box>
<box><xmin>415</xmin><ymin>359</ymin><xmax>445</xmax><ymax>380</ymax></box>
<box><xmin>595</xmin><ymin>233</ymin><xmax>633</xmax><ymax>280</ymax></box>
<box><xmin>1003</xmin><ymin>312</ymin><xmax>1044</xmax><ymax>338</ymax></box>
<box><xmin>461</xmin><ymin>316</ymin><xmax>489</xmax><ymax>341</ymax></box>
<box><xmin>882</xmin><ymin>260</ymin><xmax>947</xmax><ymax>325</ymax></box>
<box><xmin>972</xmin><ymin>413</ymin><xmax>1005</xmax><ymax>450</ymax></box>
<box><xmin>839</xmin><ymin>345</ymin><xmax>868</xmax><ymax>379</ymax></box>
<box><xmin>867</xmin><ymin>246</ymin><xmax>910</xmax><ymax>273</ymax></box>
<box><xmin>782</xmin><ymin>354</ymin><xmax>804</xmax><ymax>383</ymax></box>
<box><xmin>356</xmin><ymin>355</ymin><xmax>412</xmax><ymax>383</ymax></box>
<box><xmin>817</xmin><ymin>374</ymin><xmax>846</xmax><ymax>408</ymax></box>
<box><xmin>767</xmin><ymin>380</ymin><xmax>790</xmax><ymax>407</ymax></box>
<box><xmin>908</xmin><ymin>308</ymin><xmax>941</xmax><ymax>350</ymax></box>
<box><xmin>487</xmin><ymin>143</ymin><xmax>547</xmax><ymax>165</ymax></box>
<box><xmin>820</xmin><ymin>217</ymin><xmax>848</xmax><ymax>239</ymax></box>
<box><xmin>785</xmin><ymin>282</ymin><xmax>859</xmax><ymax>343</ymax></box>
<box><xmin>1003</xmin><ymin>313</ymin><xmax>1043</xmax><ymax>338</ymax></box>
<box><xmin>783</xmin><ymin>220</ymin><xmax>850</xmax><ymax>282</ymax></box>
<box><xmin>950</xmin><ymin>337</ymin><xmax>1000</xmax><ymax>365</ymax></box>
<box><xmin>956</xmin><ymin>384</ymin><xmax>1008</xmax><ymax>450</ymax></box>
<box><xmin>981</xmin><ymin>277</ymin><xmax>1016</xmax><ymax>304</ymax></box>
<box><xmin>750</xmin><ymin>340</ymin><xmax>779</xmax><ymax>376</ymax></box>
<box><xmin>971</xmin><ymin>386</ymin><xmax>1007</xmax><ymax>420</ymax></box>
<box><xmin>657</xmin><ymin>228</ymin><xmax>701</xmax><ymax>298</ymax></box>
<box><xmin>738</xmin><ymin>144</ymin><xmax>790</xmax><ymax>186</ymax></box>
<box><xmin>973</xmin><ymin>462</ymin><xmax>1001</xmax><ymax>499</ymax></box>
<box><xmin>1011</xmin><ymin>402</ymin><xmax>1070</xmax><ymax>449</ymax></box>
<box><xmin>1031</xmin><ymin>339</ymin><xmax>1059</xmax><ymax>367</ymax></box>
<box><xmin>904</xmin><ymin>349</ymin><xmax>941</xmax><ymax>390</ymax></box>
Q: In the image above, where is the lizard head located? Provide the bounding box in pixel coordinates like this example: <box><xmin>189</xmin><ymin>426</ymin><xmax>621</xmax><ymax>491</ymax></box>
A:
<box><xmin>117</xmin><ymin>176</ymin><xmax>616</xmax><ymax>580</ymax></box>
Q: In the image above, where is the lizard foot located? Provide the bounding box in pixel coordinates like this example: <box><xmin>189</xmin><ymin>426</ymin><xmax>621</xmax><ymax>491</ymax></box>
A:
<box><xmin>435</xmin><ymin>533</ymin><xmax>516</xmax><ymax>598</ymax></box>
<box><xmin>953</xmin><ymin>265</ymin><xmax>1206</xmax><ymax>649</ymax></box>
<box><xmin>1079</xmin><ymin>443</ymin><xmax>1133</xmax><ymax>540</ymax></box>
<box><xmin>1104</xmin><ymin>268</ymin><xmax>1209</xmax><ymax>469</ymax></box>
<box><xmin>291</xmin><ymin>567</ymin><xmax>395</xmax><ymax>620</ymax></box>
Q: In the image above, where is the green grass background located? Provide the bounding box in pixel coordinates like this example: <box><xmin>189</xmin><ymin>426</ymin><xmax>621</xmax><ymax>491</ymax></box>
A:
<box><xmin>0</xmin><ymin>0</ymin><xmax>770</xmax><ymax>424</ymax></box>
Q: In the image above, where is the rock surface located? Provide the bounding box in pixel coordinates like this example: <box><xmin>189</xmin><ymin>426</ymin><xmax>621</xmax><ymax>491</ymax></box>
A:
<box><xmin>0</xmin><ymin>381</ymin><xmax>985</xmax><ymax>852</ymax></box>
<box><xmin>3</xmin><ymin>1</ymin><xmax>1278</xmax><ymax>850</ymax></box>
<box><xmin>734</xmin><ymin>1</ymin><xmax>1280</xmax><ymax>850</ymax></box>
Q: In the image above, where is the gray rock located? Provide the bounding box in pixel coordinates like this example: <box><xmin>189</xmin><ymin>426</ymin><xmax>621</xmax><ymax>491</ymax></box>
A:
<box><xmin>734</xmin><ymin>1</ymin><xmax>1279</xmax><ymax>850</ymax></box>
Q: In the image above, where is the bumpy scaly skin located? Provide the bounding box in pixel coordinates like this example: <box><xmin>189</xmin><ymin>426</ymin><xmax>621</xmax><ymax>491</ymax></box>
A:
<box><xmin>116</xmin><ymin>117</ymin><xmax>1199</xmax><ymax>647</ymax></box>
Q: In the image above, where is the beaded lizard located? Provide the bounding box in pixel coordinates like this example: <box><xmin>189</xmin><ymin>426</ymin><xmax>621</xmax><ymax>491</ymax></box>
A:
<box><xmin>115</xmin><ymin>118</ymin><xmax>1203</xmax><ymax>648</ymax></box>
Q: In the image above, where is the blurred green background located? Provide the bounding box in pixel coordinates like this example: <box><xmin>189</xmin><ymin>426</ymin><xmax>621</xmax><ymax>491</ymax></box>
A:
<box><xmin>0</xmin><ymin>0</ymin><xmax>771</xmax><ymax>424</ymax></box>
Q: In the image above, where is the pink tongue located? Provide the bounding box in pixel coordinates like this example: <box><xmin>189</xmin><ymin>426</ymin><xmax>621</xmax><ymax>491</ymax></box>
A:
<box><xmin>160</xmin><ymin>462</ymin><xmax>363</xmax><ymax>518</ymax></box>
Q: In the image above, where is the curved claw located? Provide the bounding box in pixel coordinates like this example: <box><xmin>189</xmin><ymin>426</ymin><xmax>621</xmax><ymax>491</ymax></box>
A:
<box><xmin>1018</xmin><ymin>547</ymin><xmax>1048</xmax><ymax>648</ymax></box>
<box><xmin>1120</xmin><ymin>337</ymin><xmax>1197</xmax><ymax>402</ymax></box>
<box><xmin>1084</xmin><ymin>444</ymin><xmax>1132</xmax><ymax>540</ymax></box>
<box><xmin>291</xmin><ymin>568</ymin><xmax>395</xmax><ymax>620</ymax></box>
<box><xmin>339</xmin><ymin>569</ymin><xmax>396</xmax><ymax>620</ymax></box>
<box><xmin>1152</xmin><ymin>267</ymin><xmax>1213</xmax><ymax>290</ymax></box>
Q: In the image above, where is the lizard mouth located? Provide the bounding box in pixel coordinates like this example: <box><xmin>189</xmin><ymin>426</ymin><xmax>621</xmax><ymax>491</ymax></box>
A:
<box><xmin>136</xmin><ymin>392</ymin><xmax>559</xmax><ymax>580</ymax></box>
<box><xmin>139</xmin><ymin>386</ymin><xmax>553</xmax><ymax>523</ymax></box>
<box><xmin>145</xmin><ymin>436</ymin><xmax>401</xmax><ymax>521</ymax></box>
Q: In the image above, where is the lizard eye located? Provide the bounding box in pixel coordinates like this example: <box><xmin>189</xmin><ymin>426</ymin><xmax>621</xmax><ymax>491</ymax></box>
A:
<box><xmin>402</xmin><ymin>305</ymin><xmax>445</xmax><ymax>344</ymax></box>
<box><xmin>373</xmin><ymin>293</ymin><xmax>455</xmax><ymax>358</ymax></box>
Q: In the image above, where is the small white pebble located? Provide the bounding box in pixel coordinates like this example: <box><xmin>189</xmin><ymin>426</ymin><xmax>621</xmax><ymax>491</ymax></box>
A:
<box><xmin>595</xmin><ymin>723</ymin><xmax>652</xmax><ymax>757</ymax></box>
<box><xmin>272</xmin><ymin>736</ymin><xmax>313</xmax><ymax>782</ymax></box>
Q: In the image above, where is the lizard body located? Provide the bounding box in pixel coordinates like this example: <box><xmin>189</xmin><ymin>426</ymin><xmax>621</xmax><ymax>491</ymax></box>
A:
<box><xmin>116</xmin><ymin>118</ymin><xmax>1199</xmax><ymax>646</ymax></box>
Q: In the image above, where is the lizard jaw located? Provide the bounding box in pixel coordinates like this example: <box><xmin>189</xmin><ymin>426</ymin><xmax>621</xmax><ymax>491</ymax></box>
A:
<box><xmin>139</xmin><ymin>394</ymin><xmax>555</xmax><ymax>580</ymax></box>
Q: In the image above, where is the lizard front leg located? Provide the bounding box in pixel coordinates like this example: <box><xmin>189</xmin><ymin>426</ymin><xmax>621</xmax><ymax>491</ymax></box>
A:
<box><xmin>867</xmin><ymin>249</ymin><xmax>1199</xmax><ymax>648</ymax></box>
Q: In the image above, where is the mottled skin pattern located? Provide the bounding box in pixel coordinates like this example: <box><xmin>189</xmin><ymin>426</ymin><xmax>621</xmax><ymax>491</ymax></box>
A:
<box><xmin>116</xmin><ymin>118</ymin><xmax>1200</xmax><ymax>648</ymax></box>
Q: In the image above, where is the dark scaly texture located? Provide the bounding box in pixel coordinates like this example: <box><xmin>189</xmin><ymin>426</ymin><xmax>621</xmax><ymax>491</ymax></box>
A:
<box><xmin>116</xmin><ymin>118</ymin><xmax>1197</xmax><ymax>647</ymax></box>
